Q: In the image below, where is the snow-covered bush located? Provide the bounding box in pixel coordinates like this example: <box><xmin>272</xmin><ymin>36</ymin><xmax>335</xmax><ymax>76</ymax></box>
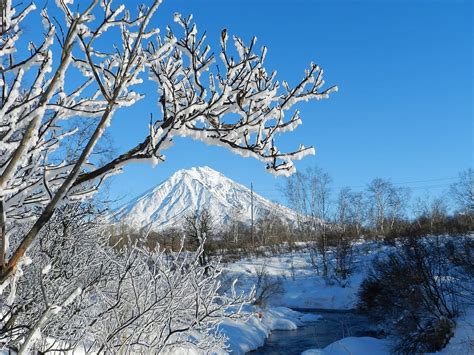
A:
<box><xmin>0</xmin><ymin>204</ymin><xmax>251</xmax><ymax>353</ymax></box>
<box><xmin>184</xmin><ymin>208</ymin><xmax>215</xmax><ymax>270</ymax></box>
<box><xmin>358</xmin><ymin>237</ymin><xmax>473</xmax><ymax>353</ymax></box>
<box><xmin>87</xmin><ymin>239</ymin><xmax>250</xmax><ymax>353</ymax></box>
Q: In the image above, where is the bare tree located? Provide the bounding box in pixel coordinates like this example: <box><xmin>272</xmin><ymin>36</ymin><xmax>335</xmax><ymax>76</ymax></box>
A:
<box><xmin>333</xmin><ymin>234</ymin><xmax>354</xmax><ymax>287</ymax></box>
<box><xmin>0</xmin><ymin>0</ymin><xmax>336</xmax><ymax>283</ymax></box>
<box><xmin>348</xmin><ymin>191</ymin><xmax>366</xmax><ymax>236</ymax></box>
<box><xmin>366</xmin><ymin>179</ymin><xmax>411</xmax><ymax>236</ymax></box>
<box><xmin>413</xmin><ymin>194</ymin><xmax>449</xmax><ymax>234</ymax></box>
<box><xmin>284</xmin><ymin>166</ymin><xmax>332</xmax><ymax>275</ymax></box>
<box><xmin>366</xmin><ymin>178</ymin><xmax>392</xmax><ymax>235</ymax></box>
<box><xmin>184</xmin><ymin>208</ymin><xmax>214</xmax><ymax>269</ymax></box>
<box><xmin>336</xmin><ymin>187</ymin><xmax>352</xmax><ymax>233</ymax></box>
<box><xmin>310</xmin><ymin>167</ymin><xmax>332</xmax><ymax>276</ymax></box>
<box><xmin>450</xmin><ymin>169</ymin><xmax>474</xmax><ymax>223</ymax></box>
<box><xmin>429</xmin><ymin>197</ymin><xmax>449</xmax><ymax>232</ymax></box>
<box><xmin>254</xmin><ymin>261</ymin><xmax>283</xmax><ymax>307</ymax></box>
<box><xmin>367</xmin><ymin>178</ymin><xmax>390</xmax><ymax>234</ymax></box>
<box><xmin>386</xmin><ymin>186</ymin><xmax>411</xmax><ymax>232</ymax></box>
<box><xmin>256</xmin><ymin>209</ymin><xmax>288</xmax><ymax>246</ymax></box>
<box><xmin>284</xmin><ymin>170</ymin><xmax>313</xmax><ymax>239</ymax></box>
<box><xmin>333</xmin><ymin>188</ymin><xmax>357</xmax><ymax>285</ymax></box>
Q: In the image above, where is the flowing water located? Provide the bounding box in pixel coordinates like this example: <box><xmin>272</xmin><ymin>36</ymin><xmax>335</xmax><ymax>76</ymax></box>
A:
<box><xmin>249</xmin><ymin>309</ymin><xmax>380</xmax><ymax>355</ymax></box>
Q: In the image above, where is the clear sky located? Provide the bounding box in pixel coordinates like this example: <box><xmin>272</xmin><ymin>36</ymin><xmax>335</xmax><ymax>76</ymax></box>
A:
<box><xmin>104</xmin><ymin>0</ymin><xmax>472</xmax><ymax>207</ymax></box>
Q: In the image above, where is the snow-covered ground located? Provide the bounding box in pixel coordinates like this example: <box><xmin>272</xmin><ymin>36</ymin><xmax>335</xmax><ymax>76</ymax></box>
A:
<box><xmin>224</xmin><ymin>242</ymin><xmax>381</xmax><ymax>311</ymax></box>
<box><xmin>217</xmin><ymin>240</ymin><xmax>473</xmax><ymax>355</ymax></box>
<box><xmin>301</xmin><ymin>337</ymin><xmax>391</xmax><ymax>355</ymax></box>
<box><xmin>216</xmin><ymin>243</ymin><xmax>381</xmax><ymax>354</ymax></box>
<box><xmin>431</xmin><ymin>306</ymin><xmax>474</xmax><ymax>355</ymax></box>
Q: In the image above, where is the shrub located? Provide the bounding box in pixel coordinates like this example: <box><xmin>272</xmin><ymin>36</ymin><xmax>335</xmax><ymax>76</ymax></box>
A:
<box><xmin>395</xmin><ymin>316</ymin><xmax>455</xmax><ymax>354</ymax></box>
<box><xmin>253</xmin><ymin>263</ymin><xmax>284</xmax><ymax>307</ymax></box>
<box><xmin>358</xmin><ymin>237</ymin><xmax>467</xmax><ymax>353</ymax></box>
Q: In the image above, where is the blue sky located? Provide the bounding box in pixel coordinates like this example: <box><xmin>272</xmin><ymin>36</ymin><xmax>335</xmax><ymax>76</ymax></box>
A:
<box><xmin>104</xmin><ymin>0</ymin><xmax>472</xmax><ymax>206</ymax></box>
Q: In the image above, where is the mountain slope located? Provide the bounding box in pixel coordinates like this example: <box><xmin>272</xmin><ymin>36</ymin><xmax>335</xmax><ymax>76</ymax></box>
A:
<box><xmin>112</xmin><ymin>166</ymin><xmax>296</xmax><ymax>231</ymax></box>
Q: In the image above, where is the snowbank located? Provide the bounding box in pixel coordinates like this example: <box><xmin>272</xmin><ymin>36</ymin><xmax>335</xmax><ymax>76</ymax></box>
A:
<box><xmin>220</xmin><ymin>306</ymin><xmax>322</xmax><ymax>354</ymax></box>
<box><xmin>301</xmin><ymin>337</ymin><xmax>391</xmax><ymax>355</ymax></box>
<box><xmin>277</xmin><ymin>273</ymin><xmax>364</xmax><ymax>310</ymax></box>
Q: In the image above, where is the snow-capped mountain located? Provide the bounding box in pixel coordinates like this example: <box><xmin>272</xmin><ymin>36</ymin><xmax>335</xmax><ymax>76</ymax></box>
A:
<box><xmin>111</xmin><ymin>166</ymin><xmax>296</xmax><ymax>231</ymax></box>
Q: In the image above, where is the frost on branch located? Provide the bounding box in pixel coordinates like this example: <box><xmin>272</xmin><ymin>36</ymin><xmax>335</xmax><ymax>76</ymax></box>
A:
<box><xmin>0</xmin><ymin>0</ymin><xmax>165</xmax><ymax>278</ymax></box>
<box><xmin>0</xmin><ymin>0</ymin><xmax>335</xmax><ymax>297</ymax></box>
<box><xmin>88</xmin><ymin>239</ymin><xmax>251</xmax><ymax>353</ymax></box>
<box><xmin>144</xmin><ymin>13</ymin><xmax>337</xmax><ymax>177</ymax></box>
<box><xmin>74</xmin><ymin>11</ymin><xmax>337</xmax><ymax>189</ymax></box>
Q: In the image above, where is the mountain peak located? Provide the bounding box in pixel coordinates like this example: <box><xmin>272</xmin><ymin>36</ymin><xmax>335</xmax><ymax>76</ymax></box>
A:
<box><xmin>112</xmin><ymin>166</ymin><xmax>294</xmax><ymax>231</ymax></box>
<box><xmin>177</xmin><ymin>165</ymin><xmax>221</xmax><ymax>177</ymax></box>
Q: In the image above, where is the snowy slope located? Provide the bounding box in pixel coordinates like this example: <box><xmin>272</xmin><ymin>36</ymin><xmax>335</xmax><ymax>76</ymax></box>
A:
<box><xmin>111</xmin><ymin>166</ymin><xmax>296</xmax><ymax>231</ymax></box>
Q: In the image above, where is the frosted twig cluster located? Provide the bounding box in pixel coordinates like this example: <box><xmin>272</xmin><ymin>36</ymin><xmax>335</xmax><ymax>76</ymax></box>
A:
<box><xmin>0</xmin><ymin>204</ymin><xmax>251</xmax><ymax>352</ymax></box>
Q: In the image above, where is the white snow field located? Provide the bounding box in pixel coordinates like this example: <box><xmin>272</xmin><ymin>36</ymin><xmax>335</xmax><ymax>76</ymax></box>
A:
<box><xmin>111</xmin><ymin>166</ymin><xmax>297</xmax><ymax>231</ymax></box>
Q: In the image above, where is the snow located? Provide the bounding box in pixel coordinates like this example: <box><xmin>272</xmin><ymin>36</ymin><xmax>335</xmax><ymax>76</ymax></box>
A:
<box><xmin>280</xmin><ymin>276</ymin><xmax>361</xmax><ymax>310</ymax></box>
<box><xmin>41</xmin><ymin>263</ymin><xmax>52</xmax><ymax>274</ymax></box>
<box><xmin>301</xmin><ymin>337</ymin><xmax>391</xmax><ymax>355</ymax></box>
<box><xmin>225</xmin><ymin>248</ymin><xmax>373</xmax><ymax>310</ymax></box>
<box><xmin>63</xmin><ymin>287</ymin><xmax>82</xmax><ymax>307</ymax></box>
<box><xmin>219</xmin><ymin>306</ymin><xmax>322</xmax><ymax>354</ymax></box>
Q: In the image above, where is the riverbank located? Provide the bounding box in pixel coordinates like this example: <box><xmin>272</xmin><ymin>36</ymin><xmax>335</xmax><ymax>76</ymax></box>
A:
<box><xmin>219</xmin><ymin>244</ymin><xmax>380</xmax><ymax>353</ymax></box>
<box><xmin>219</xmin><ymin>240</ymin><xmax>473</xmax><ymax>355</ymax></box>
<box><xmin>219</xmin><ymin>307</ymin><xmax>322</xmax><ymax>354</ymax></box>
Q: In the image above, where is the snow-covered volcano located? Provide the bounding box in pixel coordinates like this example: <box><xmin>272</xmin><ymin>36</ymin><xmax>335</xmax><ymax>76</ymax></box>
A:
<box><xmin>111</xmin><ymin>166</ymin><xmax>296</xmax><ymax>231</ymax></box>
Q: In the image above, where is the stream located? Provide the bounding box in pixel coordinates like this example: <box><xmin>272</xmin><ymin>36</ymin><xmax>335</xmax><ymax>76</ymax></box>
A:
<box><xmin>249</xmin><ymin>309</ymin><xmax>380</xmax><ymax>355</ymax></box>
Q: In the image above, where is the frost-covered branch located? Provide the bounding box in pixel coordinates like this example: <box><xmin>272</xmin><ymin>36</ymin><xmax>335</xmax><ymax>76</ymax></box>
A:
<box><xmin>143</xmin><ymin>14</ymin><xmax>337</xmax><ymax>176</ymax></box>
<box><xmin>0</xmin><ymin>0</ymin><xmax>165</xmax><ymax>280</ymax></box>
<box><xmin>89</xmin><ymin>240</ymin><xmax>250</xmax><ymax>353</ymax></box>
<box><xmin>73</xmin><ymin>14</ymin><xmax>337</xmax><ymax>188</ymax></box>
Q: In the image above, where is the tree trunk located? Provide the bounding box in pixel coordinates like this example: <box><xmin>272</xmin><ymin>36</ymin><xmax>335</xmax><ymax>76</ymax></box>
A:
<box><xmin>0</xmin><ymin>199</ymin><xmax>5</xmax><ymax>269</ymax></box>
